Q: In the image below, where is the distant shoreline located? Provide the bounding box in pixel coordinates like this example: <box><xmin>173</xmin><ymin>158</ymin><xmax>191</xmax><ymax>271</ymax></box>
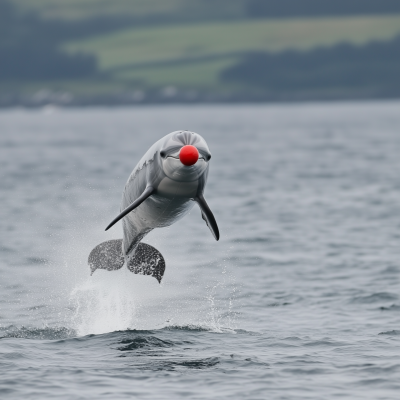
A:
<box><xmin>1</xmin><ymin>91</ymin><xmax>400</xmax><ymax>108</ymax></box>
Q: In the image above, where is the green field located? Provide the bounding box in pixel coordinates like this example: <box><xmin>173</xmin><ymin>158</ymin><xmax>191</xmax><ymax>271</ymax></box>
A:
<box><xmin>64</xmin><ymin>15</ymin><xmax>400</xmax><ymax>89</ymax></box>
<box><xmin>12</xmin><ymin>0</ymin><xmax>245</xmax><ymax>21</ymax></box>
<box><xmin>5</xmin><ymin>0</ymin><xmax>400</xmax><ymax>101</ymax></box>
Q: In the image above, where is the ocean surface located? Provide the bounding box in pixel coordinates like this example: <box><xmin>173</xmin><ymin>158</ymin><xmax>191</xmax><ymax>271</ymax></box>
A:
<box><xmin>1</xmin><ymin>102</ymin><xmax>400</xmax><ymax>399</ymax></box>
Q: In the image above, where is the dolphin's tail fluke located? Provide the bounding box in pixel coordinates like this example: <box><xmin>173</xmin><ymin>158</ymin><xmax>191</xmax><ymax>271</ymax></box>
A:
<box><xmin>88</xmin><ymin>239</ymin><xmax>165</xmax><ymax>283</ymax></box>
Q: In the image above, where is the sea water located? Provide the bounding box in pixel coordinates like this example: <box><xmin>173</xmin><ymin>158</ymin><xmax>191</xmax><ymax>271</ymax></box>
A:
<box><xmin>0</xmin><ymin>102</ymin><xmax>400</xmax><ymax>399</ymax></box>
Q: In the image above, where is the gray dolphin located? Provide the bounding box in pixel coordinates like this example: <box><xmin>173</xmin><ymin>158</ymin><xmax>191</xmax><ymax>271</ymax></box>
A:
<box><xmin>88</xmin><ymin>130</ymin><xmax>219</xmax><ymax>282</ymax></box>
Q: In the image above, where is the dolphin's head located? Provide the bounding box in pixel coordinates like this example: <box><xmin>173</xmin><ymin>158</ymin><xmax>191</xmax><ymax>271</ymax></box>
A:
<box><xmin>159</xmin><ymin>131</ymin><xmax>211</xmax><ymax>182</ymax></box>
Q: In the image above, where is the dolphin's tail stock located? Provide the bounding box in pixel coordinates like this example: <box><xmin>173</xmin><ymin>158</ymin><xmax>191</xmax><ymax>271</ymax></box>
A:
<box><xmin>88</xmin><ymin>239</ymin><xmax>166</xmax><ymax>283</ymax></box>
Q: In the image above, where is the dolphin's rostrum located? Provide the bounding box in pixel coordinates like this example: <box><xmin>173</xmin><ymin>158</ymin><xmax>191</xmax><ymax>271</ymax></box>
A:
<box><xmin>88</xmin><ymin>130</ymin><xmax>219</xmax><ymax>282</ymax></box>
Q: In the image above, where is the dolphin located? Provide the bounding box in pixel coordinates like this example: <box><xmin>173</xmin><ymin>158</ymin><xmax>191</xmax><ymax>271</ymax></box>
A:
<box><xmin>88</xmin><ymin>130</ymin><xmax>219</xmax><ymax>283</ymax></box>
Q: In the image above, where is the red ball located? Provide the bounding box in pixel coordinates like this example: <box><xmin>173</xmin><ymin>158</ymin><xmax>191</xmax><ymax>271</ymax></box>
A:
<box><xmin>179</xmin><ymin>145</ymin><xmax>199</xmax><ymax>166</ymax></box>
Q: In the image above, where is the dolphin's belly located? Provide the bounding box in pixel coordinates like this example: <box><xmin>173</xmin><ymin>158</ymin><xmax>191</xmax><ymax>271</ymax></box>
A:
<box><xmin>122</xmin><ymin>174</ymin><xmax>197</xmax><ymax>256</ymax></box>
<box><xmin>132</xmin><ymin>195</ymin><xmax>194</xmax><ymax>228</ymax></box>
<box><xmin>157</xmin><ymin>176</ymin><xmax>198</xmax><ymax>198</ymax></box>
<box><xmin>128</xmin><ymin>176</ymin><xmax>198</xmax><ymax>229</ymax></box>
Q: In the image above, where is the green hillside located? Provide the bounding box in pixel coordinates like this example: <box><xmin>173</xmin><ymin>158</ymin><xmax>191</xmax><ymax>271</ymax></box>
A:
<box><xmin>11</xmin><ymin>0</ymin><xmax>400</xmax><ymax>21</ymax></box>
<box><xmin>64</xmin><ymin>15</ymin><xmax>400</xmax><ymax>89</ymax></box>
<box><xmin>2</xmin><ymin>0</ymin><xmax>400</xmax><ymax>104</ymax></box>
<box><xmin>11</xmin><ymin>0</ymin><xmax>245</xmax><ymax>21</ymax></box>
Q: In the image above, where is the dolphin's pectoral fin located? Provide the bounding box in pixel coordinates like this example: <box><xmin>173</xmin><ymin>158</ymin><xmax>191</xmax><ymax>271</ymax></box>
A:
<box><xmin>105</xmin><ymin>186</ymin><xmax>155</xmax><ymax>231</ymax></box>
<box><xmin>195</xmin><ymin>194</ymin><xmax>220</xmax><ymax>241</ymax></box>
<box><xmin>127</xmin><ymin>243</ymin><xmax>166</xmax><ymax>283</ymax></box>
<box><xmin>88</xmin><ymin>239</ymin><xmax>124</xmax><ymax>275</ymax></box>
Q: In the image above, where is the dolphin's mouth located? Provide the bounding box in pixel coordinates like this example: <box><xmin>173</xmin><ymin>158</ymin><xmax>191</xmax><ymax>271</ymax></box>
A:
<box><xmin>166</xmin><ymin>155</ymin><xmax>206</xmax><ymax>161</ymax></box>
<box><xmin>162</xmin><ymin>157</ymin><xmax>207</xmax><ymax>181</ymax></box>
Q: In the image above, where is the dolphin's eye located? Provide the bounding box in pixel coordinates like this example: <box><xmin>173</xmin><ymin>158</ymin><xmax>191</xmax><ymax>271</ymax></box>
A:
<box><xmin>207</xmin><ymin>154</ymin><xmax>211</xmax><ymax>161</ymax></box>
<box><xmin>160</xmin><ymin>150</ymin><xmax>166</xmax><ymax>158</ymax></box>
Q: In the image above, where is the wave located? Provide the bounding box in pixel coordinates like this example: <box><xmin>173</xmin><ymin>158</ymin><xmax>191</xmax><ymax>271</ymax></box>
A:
<box><xmin>350</xmin><ymin>292</ymin><xmax>398</xmax><ymax>304</ymax></box>
<box><xmin>0</xmin><ymin>323</ymin><xmax>241</xmax><ymax>343</ymax></box>
<box><xmin>379</xmin><ymin>330</ymin><xmax>400</xmax><ymax>336</ymax></box>
<box><xmin>0</xmin><ymin>325</ymin><xmax>76</xmax><ymax>340</ymax></box>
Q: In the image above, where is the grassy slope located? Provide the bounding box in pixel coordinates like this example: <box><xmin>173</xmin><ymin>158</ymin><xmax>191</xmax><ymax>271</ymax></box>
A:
<box><xmin>64</xmin><ymin>15</ymin><xmax>400</xmax><ymax>89</ymax></box>
<box><xmin>8</xmin><ymin>1</ymin><xmax>400</xmax><ymax>97</ymax></box>
<box><xmin>11</xmin><ymin>0</ymin><xmax>245</xmax><ymax>21</ymax></box>
<box><xmin>12</xmin><ymin>0</ymin><xmax>186</xmax><ymax>19</ymax></box>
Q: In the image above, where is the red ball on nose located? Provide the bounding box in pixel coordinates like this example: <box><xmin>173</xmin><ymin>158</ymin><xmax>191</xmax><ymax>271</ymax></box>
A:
<box><xmin>179</xmin><ymin>145</ymin><xmax>199</xmax><ymax>166</ymax></box>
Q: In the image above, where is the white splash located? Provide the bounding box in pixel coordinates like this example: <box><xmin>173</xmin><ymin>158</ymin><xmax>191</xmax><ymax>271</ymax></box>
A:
<box><xmin>64</xmin><ymin>241</ymin><xmax>239</xmax><ymax>336</ymax></box>
<box><xmin>69</xmin><ymin>268</ymin><xmax>139</xmax><ymax>336</ymax></box>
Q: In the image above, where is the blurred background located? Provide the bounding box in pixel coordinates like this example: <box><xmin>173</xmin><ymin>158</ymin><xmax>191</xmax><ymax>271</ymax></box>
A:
<box><xmin>1</xmin><ymin>0</ymin><xmax>400</xmax><ymax>106</ymax></box>
<box><xmin>2</xmin><ymin>3</ymin><xmax>400</xmax><ymax>398</ymax></box>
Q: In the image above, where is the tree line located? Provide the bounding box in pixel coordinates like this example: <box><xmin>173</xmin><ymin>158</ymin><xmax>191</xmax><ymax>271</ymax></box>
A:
<box><xmin>221</xmin><ymin>36</ymin><xmax>400</xmax><ymax>97</ymax></box>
